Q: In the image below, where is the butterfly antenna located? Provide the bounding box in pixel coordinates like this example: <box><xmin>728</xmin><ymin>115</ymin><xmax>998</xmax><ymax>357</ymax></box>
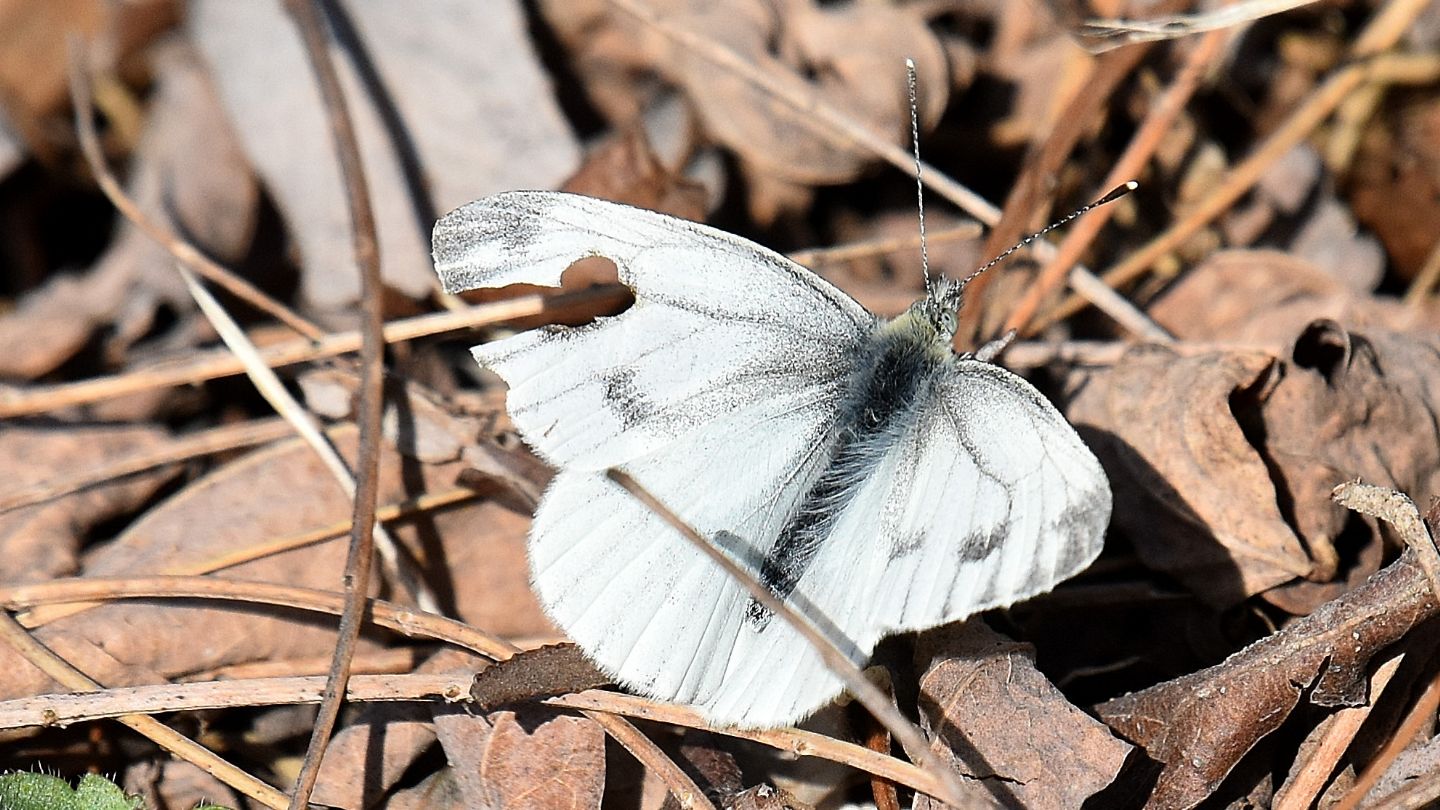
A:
<box><xmin>955</xmin><ymin>180</ymin><xmax>1139</xmax><ymax>293</ymax></box>
<box><xmin>906</xmin><ymin>58</ymin><xmax>933</xmax><ymax>302</ymax></box>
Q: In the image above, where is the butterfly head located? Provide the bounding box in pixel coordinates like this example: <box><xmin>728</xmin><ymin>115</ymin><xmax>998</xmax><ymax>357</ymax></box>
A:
<box><xmin>915</xmin><ymin>278</ymin><xmax>964</xmax><ymax>342</ymax></box>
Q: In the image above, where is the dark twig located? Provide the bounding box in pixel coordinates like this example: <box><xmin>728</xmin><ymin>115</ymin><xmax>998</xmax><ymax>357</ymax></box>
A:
<box><xmin>605</xmin><ymin>469</ymin><xmax>979</xmax><ymax>809</ymax></box>
<box><xmin>280</xmin><ymin>2</ymin><xmax>387</xmax><ymax>807</ymax></box>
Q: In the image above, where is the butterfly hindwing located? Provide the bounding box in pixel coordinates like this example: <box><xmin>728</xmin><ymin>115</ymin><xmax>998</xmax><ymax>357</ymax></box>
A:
<box><xmin>862</xmin><ymin>361</ymin><xmax>1111</xmax><ymax>634</ymax></box>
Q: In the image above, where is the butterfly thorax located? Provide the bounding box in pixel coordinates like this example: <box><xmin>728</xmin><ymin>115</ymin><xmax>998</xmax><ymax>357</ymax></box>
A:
<box><xmin>746</xmin><ymin>305</ymin><xmax>951</xmax><ymax>629</ymax></box>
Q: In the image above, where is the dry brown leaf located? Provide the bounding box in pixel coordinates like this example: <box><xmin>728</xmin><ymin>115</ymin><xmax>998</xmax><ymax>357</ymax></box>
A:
<box><xmin>913</xmin><ymin>622</ymin><xmax>1131</xmax><ymax>809</ymax></box>
<box><xmin>0</xmin><ymin>0</ymin><xmax>176</xmax><ymax>146</ymax></box>
<box><xmin>434</xmin><ymin>705</ymin><xmax>605</xmax><ymax>810</ymax></box>
<box><xmin>315</xmin><ymin>716</ymin><xmax>446</xmax><ymax>807</ymax></box>
<box><xmin>313</xmin><ymin>647</ymin><xmax>482</xmax><ymax>808</ymax></box>
<box><xmin>1097</xmin><ymin>548</ymin><xmax>1439</xmax><ymax>810</ymax></box>
<box><xmin>469</xmin><ymin>644</ymin><xmax>609</xmax><ymax>712</ymax></box>
<box><xmin>1149</xmin><ymin>249</ymin><xmax>1437</xmax><ymax>345</ymax></box>
<box><xmin>539</xmin><ymin>0</ymin><xmax>948</xmax><ymax>218</ymax></box>
<box><xmin>0</xmin><ymin>428</ymin><xmax>541</xmax><ymax>700</ymax></box>
<box><xmin>1252</xmin><ymin>323</ymin><xmax>1440</xmax><ymax>611</ymax></box>
<box><xmin>187</xmin><ymin>0</ymin><xmax>580</xmax><ymax>310</ymax></box>
<box><xmin>0</xmin><ymin>424</ymin><xmax>173</xmax><ymax>583</ymax></box>
<box><xmin>562</xmin><ymin>124</ymin><xmax>709</xmax><ymax>222</ymax></box>
<box><xmin>1069</xmin><ymin>345</ymin><xmax>1315</xmax><ymax>605</ymax></box>
<box><xmin>0</xmin><ymin>41</ymin><xmax>255</xmax><ymax>379</ymax></box>
<box><xmin>1145</xmin><ymin>259</ymin><xmax>1440</xmax><ymax>608</ymax></box>
<box><xmin>123</xmin><ymin>757</ymin><xmax>244</xmax><ymax>810</ymax></box>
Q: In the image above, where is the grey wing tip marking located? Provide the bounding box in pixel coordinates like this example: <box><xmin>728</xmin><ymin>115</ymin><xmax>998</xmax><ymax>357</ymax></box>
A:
<box><xmin>432</xmin><ymin>191</ymin><xmax>563</xmax><ymax>294</ymax></box>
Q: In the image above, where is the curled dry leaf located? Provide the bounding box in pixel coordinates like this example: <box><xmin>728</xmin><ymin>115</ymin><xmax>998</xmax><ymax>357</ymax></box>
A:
<box><xmin>1069</xmin><ymin>345</ymin><xmax>1315</xmax><ymax>606</ymax></box>
<box><xmin>0</xmin><ymin>424</ymin><xmax>174</xmax><ymax>583</ymax></box>
<box><xmin>1072</xmin><ymin>301</ymin><xmax>1440</xmax><ymax>611</ymax></box>
<box><xmin>188</xmin><ymin>0</ymin><xmax>580</xmax><ymax>309</ymax></box>
<box><xmin>913</xmin><ymin>622</ymin><xmax>1131</xmax><ymax>810</ymax></box>
<box><xmin>1141</xmin><ymin>253</ymin><xmax>1440</xmax><ymax>609</ymax></box>
<box><xmin>433</xmin><ymin>705</ymin><xmax>605</xmax><ymax>810</ymax></box>
<box><xmin>1253</xmin><ymin>323</ymin><xmax>1440</xmax><ymax>611</ymax></box>
<box><xmin>1097</xmin><ymin>545</ymin><xmax>1440</xmax><ymax>810</ymax></box>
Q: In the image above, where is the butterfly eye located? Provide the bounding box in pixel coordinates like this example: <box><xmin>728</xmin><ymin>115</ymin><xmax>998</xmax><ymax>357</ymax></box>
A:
<box><xmin>939</xmin><ymin>310</ymin><xmax>957</xmax><ymax>336</ymax></box>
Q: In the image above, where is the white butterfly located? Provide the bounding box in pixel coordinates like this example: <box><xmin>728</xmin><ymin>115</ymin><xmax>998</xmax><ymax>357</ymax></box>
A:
<box><xmin>432</xmin><ymin>191</ymin><xmax>1111</xmax><ymax>728</ymax></box>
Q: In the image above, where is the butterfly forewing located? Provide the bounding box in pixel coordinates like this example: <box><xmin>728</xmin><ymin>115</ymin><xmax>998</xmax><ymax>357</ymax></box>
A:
<box><xmin>434</xmin><ymin>192</ymin><xmax>871</xmax><ymax>470</ymax></box>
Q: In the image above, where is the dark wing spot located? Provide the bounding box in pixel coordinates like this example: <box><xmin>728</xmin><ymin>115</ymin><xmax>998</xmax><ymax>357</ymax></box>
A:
<box><xmin>600</xmin><ymin>366</ymin><xmax>657</xmax><ymax>429</ymax></box>
<box><xmin>958</xmin><ymin>510</ymin><xmax>1010</xmax><ymax>562</ymax></box>
<box><xmin>888</xmin><ymin>531</ymin><xmax>927</xmax><ymax>561</ymax></box>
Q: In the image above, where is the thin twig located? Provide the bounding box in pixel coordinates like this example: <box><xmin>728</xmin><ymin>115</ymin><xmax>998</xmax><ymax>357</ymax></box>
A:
<box><xmin>1042</xmin><ymin>0</ymin><xmax>1435</xmax><ymax>328</ymax></box>
<box><xmin>279</xmin><ymin>2</ymin><xmax>388</xmax><ymax>807</ymax></box>
<box><xmin>582</xmin><ymin>710</ymin><xmax>718</xmax><ymax>810</ymax></box>
<box><xmin>1006</xmin><ymin>27</ymin><xmax>1229</xmax><ymax>338</ymax></box>
<box><xmin>547</xmin><ymin>689</ymin><xmax>949</xmax><ymax>799</ymax></box>
<box><xmin>66</xmin><ymin>43</ymin><xmax>323</xmax><ymax>343</ymax></box>
<box><xmin>0</xmin><ymin>417</ymin><xmax>292</xmax><ymax>514</ymax></box>
<box><xmin>1338</xmin><ymin>665</ymin><xmax>1440</xmax><ymax>809</ymax></box>
<box><xmin>0</xmin><ymin>288</ymin><xmax>626</xmax><ymax>420</ymax></box>
<box><xmin>0</xmin><ymin>672</ymin><xmax>478</xmax><ymax>730</ymax></box>
<box><xmin>1272</xmin><ymin>653</ymin><xmax>1405</xmax><ymax>810</ymax></box>
<box><xmin>0</xmin><ymin>611</ymin><xmax>290</xmax><ymax>808</ymax></box>
<box><xmin>605</xmin><ymin>469</ymin><xmax>978</xmax><ymax>809</ymax></box>
<box><xmin>602</xmin><ymin>0</ymin><xmax>1164</xmax><ymax>341</ymax></box>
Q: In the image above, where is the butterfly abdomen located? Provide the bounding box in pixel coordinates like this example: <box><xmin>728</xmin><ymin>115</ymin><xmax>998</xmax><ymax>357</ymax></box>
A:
<box><xmin>747</xmin><ymin>314</ymin><xmax>949</xmax><ymax>627</ymax></box>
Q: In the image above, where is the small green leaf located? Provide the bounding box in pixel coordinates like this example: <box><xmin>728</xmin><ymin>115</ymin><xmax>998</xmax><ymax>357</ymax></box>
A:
<box><xmin>0</xmin><ymin>771</ymin><xmax>144</xmax><ymax>810</ymax></box>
